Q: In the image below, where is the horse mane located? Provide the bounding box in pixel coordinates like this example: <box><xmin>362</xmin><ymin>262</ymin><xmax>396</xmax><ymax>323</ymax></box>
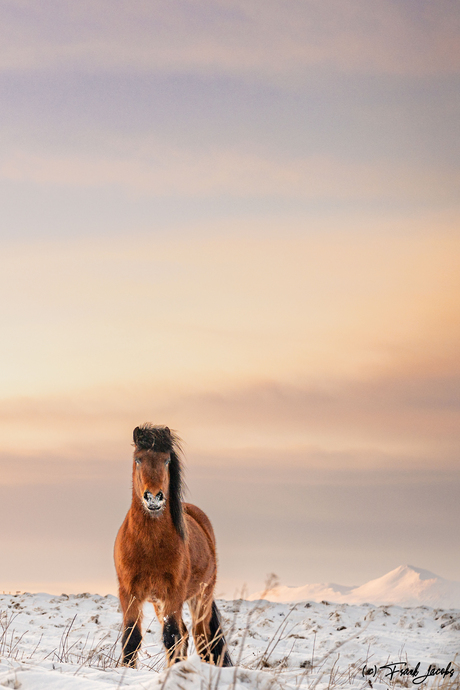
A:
<box><xmin>133</xmin><ymin>424</ymin><xmax>186</xmax><ymax>540</ymax></box>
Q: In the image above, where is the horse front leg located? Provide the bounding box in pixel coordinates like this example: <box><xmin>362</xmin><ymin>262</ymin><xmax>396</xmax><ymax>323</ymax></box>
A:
<box><xmin>119</xmin><ymin>588</ymin><xmax>144</xmax><ymax>667</ymax></box>
<box><xmin>162</xmin><ymin>605</ymin><xmax>189</xmax><ymax>665</ymax></box>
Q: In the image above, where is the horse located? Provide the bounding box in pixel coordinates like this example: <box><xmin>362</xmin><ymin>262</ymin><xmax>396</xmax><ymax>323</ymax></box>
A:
<box><xmin>114</xmin><ymin>424</ymin><xmax>232</xmax><ymax>668</ymax></box>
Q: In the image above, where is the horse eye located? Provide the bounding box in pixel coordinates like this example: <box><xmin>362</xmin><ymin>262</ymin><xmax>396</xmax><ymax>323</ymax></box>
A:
<box><xmin>165</xmin><ymin>457</ymin><xmax>170</xmax><ymax>466</ymax></box>
<box><xmin>135</xmin><ymin>457</ymin><xmax>142</xmax><ymax>465</ymax></box>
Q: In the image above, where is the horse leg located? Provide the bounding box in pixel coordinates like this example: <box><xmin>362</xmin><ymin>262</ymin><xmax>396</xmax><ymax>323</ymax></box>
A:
<box><xmin>162</xmin><ymin>604</ymin><xmax>189</xmax><ymax>665</ymax></box>
<box><xmin>208</xmin><ymin>600</ymin><xmax>232</xmax><ymax>666</ymax></box>
<box><xmin>119</xmin><ymin>588</ymin><xmax>144</xmax><ymax>667</ymax></box>
<box><xmin>189</xmin><ymin>596</ymin><xmax>232</xmax><ymax>666</ymax></box>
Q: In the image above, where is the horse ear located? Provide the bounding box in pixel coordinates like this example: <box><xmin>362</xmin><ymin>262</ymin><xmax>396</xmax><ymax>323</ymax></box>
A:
<box><xmin>133</xmin><ymin>426</ymin><xmax>140</xmax><ymax>447</ymax></box>
<box><xmin>164</xmin><ymin>427</ymin><xmax>170</xmax><ymax>436</ymax></box>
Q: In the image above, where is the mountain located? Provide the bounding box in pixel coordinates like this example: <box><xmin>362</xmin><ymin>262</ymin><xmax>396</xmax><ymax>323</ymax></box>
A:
<box><xmin>249</xmin><ymin>565</ymin><xmax>460</xmax><ymax>608</ymax></box>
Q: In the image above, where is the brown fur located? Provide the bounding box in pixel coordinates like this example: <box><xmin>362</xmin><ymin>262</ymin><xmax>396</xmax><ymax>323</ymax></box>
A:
<box><xmin>114</xmin><ymin>425</ymin><xmax>231</xmax><ymax>668</ymax></box>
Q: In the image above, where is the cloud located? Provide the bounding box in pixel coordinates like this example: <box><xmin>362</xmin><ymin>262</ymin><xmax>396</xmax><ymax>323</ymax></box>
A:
<box><xmin>0</xmin><ymin>226</ymin><xmax>458</xmax><ymax>480</ymax></box>
<box><xmin>0</xmin><ymin>1</ymin><xmax>459</xmax><ymax>77</ymax></box>
<box><xmin>179</xmin><ymin>372</ymin><xmax>460</xmax><ymax>457</ymax></box>
<box><xmin>1</xmin><ymin>145</ymin><xmax>458</xmax><ymax>202</ymax></box>
<box><xmin>0</xmin><ymin>364</ymin><xmax>459</xmax><ymax>474</ymax></box>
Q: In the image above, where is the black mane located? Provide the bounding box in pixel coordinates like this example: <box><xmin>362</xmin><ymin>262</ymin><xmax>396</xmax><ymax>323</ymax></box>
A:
<box><xmin>133</xmin><ymin>424</ymin><xmax>186</xmax><ymax>540</ymax></box>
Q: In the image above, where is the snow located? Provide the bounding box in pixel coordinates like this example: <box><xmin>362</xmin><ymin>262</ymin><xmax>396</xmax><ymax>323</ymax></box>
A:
<box><xmin>250</xmin><ymin>565</ymin><xmax>460</xmax><ymax>609</ymax></box>
<box><xmin>0</xmin><ymin>588</ymin><xmax>459</xmax><ymax>689</ymax></box>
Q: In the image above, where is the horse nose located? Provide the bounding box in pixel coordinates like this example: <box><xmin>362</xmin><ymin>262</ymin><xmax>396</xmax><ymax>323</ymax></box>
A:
<box><xmin>143</xmin><ymin>490</ymin><xmax>164</xmax><ymax>501</ymax></box>
<box><xmin>143</xmin><ymin>490</ymin><xmax>165</xmax><ymax>512</ymax></box>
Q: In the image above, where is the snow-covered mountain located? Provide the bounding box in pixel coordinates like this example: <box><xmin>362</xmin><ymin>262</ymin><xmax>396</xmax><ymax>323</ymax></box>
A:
<box><xmin>250</xmin><ymin>565</ymin><xmax>460</xmax><ymax>608</ymax></box>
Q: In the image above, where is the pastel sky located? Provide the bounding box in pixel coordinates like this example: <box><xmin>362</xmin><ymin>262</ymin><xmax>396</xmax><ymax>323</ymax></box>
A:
<box><xmin>1</xmin><ymin>0</ymin><xmax>459</xmax><ymax>596</ymax></box>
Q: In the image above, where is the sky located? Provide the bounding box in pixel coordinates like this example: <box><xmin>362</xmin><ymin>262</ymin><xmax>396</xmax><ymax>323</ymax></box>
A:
<box><xmin>0</xmin><ymin>0</ymin><xmax>459</xmax><ymax>597</ymax></box>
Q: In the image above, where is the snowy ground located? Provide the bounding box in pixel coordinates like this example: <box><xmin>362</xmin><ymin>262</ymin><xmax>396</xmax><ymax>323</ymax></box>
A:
<box><xmin>0</xmin><ymin>591</ymin><xmax>458</xmax><ymax>689</ymax></box>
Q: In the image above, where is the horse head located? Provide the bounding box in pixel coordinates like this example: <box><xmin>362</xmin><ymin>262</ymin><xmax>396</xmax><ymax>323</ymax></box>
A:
<box><xmin>132</xmin><ymin>424</ymin><xmax>185</xmax><ymax>538</ymax></box>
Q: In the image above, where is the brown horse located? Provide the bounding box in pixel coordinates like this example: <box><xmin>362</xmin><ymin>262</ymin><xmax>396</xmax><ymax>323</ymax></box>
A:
<box><xmin>114</xmin><ymin>424</ymin><xmax>232</xmax><ymax>668</ymax></box>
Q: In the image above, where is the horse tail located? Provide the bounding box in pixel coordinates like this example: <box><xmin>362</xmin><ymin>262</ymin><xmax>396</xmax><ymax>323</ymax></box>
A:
<box><xmin>209</xmin><ymin>600</ymin><xmax>233</xmax><ymax>666</ymax></box>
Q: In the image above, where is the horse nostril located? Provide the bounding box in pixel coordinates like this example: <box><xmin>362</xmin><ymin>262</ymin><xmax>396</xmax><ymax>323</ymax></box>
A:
<box><xmin>142</xmin><ymin>490</ymin><xmax>164</xmax><ymax>510</ymax></box>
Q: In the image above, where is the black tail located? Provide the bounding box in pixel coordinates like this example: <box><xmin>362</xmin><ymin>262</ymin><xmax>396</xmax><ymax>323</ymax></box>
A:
<box><xmin>209</xmin><ymin>600</ymin><xmax>233</xmax><ymax>666</ymax></box>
